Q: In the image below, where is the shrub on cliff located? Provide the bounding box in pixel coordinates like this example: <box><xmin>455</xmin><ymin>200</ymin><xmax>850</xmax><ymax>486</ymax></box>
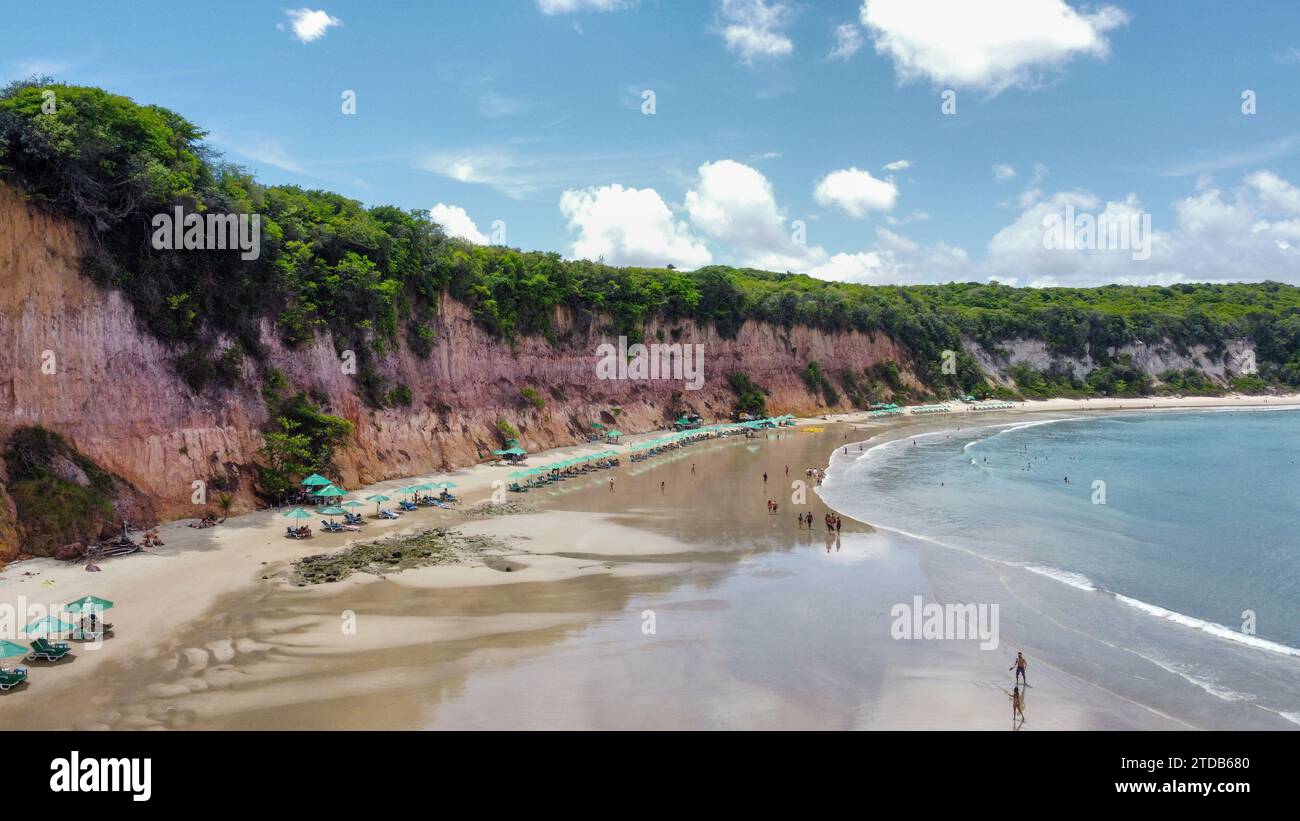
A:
<box><xmin>728</xmin><ymin>373</ymin><xmax>767</xmax><ymax>417</ymax></box>
<box><xmin>2</xmin><ymin>426</ymin><xmax>134</xmax><ymax>556</ymax></box>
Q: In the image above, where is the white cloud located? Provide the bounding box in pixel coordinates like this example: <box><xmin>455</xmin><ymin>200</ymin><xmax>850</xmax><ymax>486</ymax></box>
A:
<box><xmin>718</xmin><ymin>0</ymin><xmax>795</xmax><ymax>63</ymax></box>
<box><xmin>860</xmin><ymin>0</ymin><xmax>1129</xmax><ymax>94</ymax></box>
<box><xmin>883</xmin><ymin>159</ymin><xmax>911</xmax><ymax>171</ymax></box>
<box><xmin>983</xmin><ymin>172</ymin><xmax>1300</xmax><ymax>286</ymax></box>
<box><xmin>12</xmin><ymin>59</ymin><xmax>69</xmax><ymax>77</ymax></box>
<box><xmin>1245</xmin><ymin>170</ymin><xmax>1300</xmax><ymax>214</ymax></box>
<box><xmin>828</xmin><ymin>23</ymin><xmax>864</xmax><ymax>61</ymax></box>
<box><xmin>209</xmin><ymin>134</ymin><xmax>306</xmax><ymax>174</ymax></box>
<box><xmin>813</xmin><ymin>167</ymin><xmax>899</xmax><ymax>217</ymax></box>
<box><xmin>685</xmin><ymin>159</ymin><xmax>791</xmax><ymax>253</ymax></box>
<box><xmin>281</xmin><ymin>9</ymin><xmax>342</xmax><ymax>43</ymax></box>
<box><xmin>885</xmin><ymin>210</ymin><xmax>929</xmax><ymax>226</ymax></box>
<box><xmin>430</xmin><ymin>204</ymin><xmax>488</xmax><ymax>244</ymax></box>
<box><xmin>560</xmin><ymin>184</ymin><xmax>712</xmax><ymax>269</ymax></box>
<box><xmin>538</xmin><ymin>0</ymin><xmax>629</xmax><ymax>13</ymax></box>
<box><xmin>993</xmin><ymin>163</ymin><xmax>1017</xmax><ymax>182</ymax></box>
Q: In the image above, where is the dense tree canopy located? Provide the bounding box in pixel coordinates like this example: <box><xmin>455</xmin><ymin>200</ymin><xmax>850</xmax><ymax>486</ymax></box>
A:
<box><xmin>4</xmin><ymin>81</ymin><xmax>1300</xmax><ymax>403</ymax></box>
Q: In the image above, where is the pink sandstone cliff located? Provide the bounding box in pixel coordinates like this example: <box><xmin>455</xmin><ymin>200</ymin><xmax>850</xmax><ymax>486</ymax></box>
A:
<box><xmin>0</xmin><ymin>184</ymin><xmax>919</xmax><ymax>559</ymax></box>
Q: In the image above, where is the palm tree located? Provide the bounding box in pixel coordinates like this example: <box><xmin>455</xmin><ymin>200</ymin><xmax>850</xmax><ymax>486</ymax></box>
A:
<box><xmin>216</xmin><ymin>492</ymin><xmax>234</xmax><ymax>522</ymax></box>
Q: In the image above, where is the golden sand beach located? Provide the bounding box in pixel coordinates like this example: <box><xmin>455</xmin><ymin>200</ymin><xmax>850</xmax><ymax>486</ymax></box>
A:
<box><xmin>1</xmin><ymin>393</ymin><xmax>1295</xmax><ymax>730</ymax></box>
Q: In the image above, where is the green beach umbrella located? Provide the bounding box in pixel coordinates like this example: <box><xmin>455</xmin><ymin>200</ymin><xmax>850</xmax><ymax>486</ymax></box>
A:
<box><xmin>319</xmin><ymin>505</ymin><xmax>346</xmax><ymax>516</ymax></box>
<box><xmin>301</xmin><ymin>474</ymin><xmax>332</xmax><ymax>486</ymax></box>
<box><xmin>508</xmin><ymin>470</ymin><xmax>528</xmax><ymax>478</ymax></box>
<box><xmin>606</xmin><ymin>430</ymin><xmax>622</xmax><ymax>438</ymax></box>
<box><xmin>0</xmin><ymin>640</ymin><xmax>29</xmax><ymax>659</ymax></box>
<box><xmin>25</xmin><ymin>616</ymin><xmax>77</xmax><ymax>637</ymax></box>
<box><xmin>365</xmin><ymin>494</ymin><xmax>390</xmax><ymax>503</ymax></box>
<box><xmin>341</xmin><ymin>500</ymin><xmax>364</xmax><ymax>509</ymax></box>
<box><xmin>491</xmin><ymin>449</ymin><xmax>510</xmax><ymax>455</ymax></box>
<box><xmin>284</xmin><ymin>507</ymin><xmax>312</xmax><ymax>520</ymax></box>
<box><xmin>438</xmin><ymin>481</ymin><xmax>458</xmax><ymax>489</ymax></box>
<box><xmin>315</xmin><ymin>484</ymin><xmax>347</xmax><ymax>498</ymax></box>
<box><xmin>591</xmin><ymin>422</ymin><xmax>605</xmax><ymax>429</ymax></box>
<box><xmin>503</xmin><ymin>447</ymin><xmax>528</xmax><ymax>456</ymax></box>
<box><xmin>64</xmin><ymin>595</ymin><xmax>114</xmax><ymax>614</ymax></box>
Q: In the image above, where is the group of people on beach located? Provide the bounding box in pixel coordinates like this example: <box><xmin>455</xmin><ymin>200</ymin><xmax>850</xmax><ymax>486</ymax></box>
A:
<box><xmin>1005</xmin><ymin>651</ymin><xmax>1029</xmax><ymax>728</ymax></box>
<box><xmin>792</xmin><ymin>511</ymin><xmax>840</xmax><ymax>532</ymax></box>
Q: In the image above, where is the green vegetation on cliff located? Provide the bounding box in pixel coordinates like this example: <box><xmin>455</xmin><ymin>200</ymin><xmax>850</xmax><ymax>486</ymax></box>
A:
<box><xmin>3</xmin><ymin>80</ymin><xmax>1300</xmax><ymax>403</ymax></box>
<box><xmin>2</xmin><ymin>426</ymin><xmax>133</xmax><ymax>556</ymax></box>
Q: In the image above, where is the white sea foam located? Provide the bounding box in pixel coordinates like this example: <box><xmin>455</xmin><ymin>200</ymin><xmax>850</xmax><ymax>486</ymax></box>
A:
<box><xmin>1111</xmin><ymin>592</ymin><xmax>1300</xmax><ymax>659</ymax></box>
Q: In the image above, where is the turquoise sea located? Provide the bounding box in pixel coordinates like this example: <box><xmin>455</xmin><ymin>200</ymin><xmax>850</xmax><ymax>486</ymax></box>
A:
<box><xmin>820</xmin><ymin>408</ymin><xmax>1300</xmax><ymax>727</ymax></box>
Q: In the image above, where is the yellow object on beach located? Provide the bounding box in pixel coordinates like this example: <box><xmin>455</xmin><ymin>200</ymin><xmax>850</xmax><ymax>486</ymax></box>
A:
<box><xmin>801</xmin><ymin>427</ymin><xmax>824</xmax><ymax>433</ymax></box>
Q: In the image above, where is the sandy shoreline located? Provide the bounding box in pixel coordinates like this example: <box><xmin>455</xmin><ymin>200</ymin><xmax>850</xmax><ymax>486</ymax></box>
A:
<box><xmin>1</xmin><ymin>392</ymin><xmax>1296</xmax><ymax>729</ymax></box>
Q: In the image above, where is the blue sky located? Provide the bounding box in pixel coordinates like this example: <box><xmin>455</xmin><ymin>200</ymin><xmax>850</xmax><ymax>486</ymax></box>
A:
<box><xmin>8</xmin><ymin>0</ymin><xmax>1300</xmax><ymax>285</ymax></box>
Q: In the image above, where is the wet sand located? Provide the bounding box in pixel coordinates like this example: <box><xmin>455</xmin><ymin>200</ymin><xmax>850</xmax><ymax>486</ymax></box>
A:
<box><xmin>1</xmin><ymin>393</ymin><xmax>1294</xmax><ymax>730</ymax></box>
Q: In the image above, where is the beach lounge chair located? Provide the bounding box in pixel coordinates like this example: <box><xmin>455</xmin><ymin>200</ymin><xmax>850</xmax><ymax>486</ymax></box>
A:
<box><xmin>0</xmin><ymin>666</ymin><xmax>28</xmax><ymax>691</ymax></box>
<box><xmin>399</xmin><ymin>500</ymin><xmax>418</xmax><ymax>512</ymax></box>
<box><xmin>28</xmin><ymin>639</ymin><xmax>71</xmax><ymax>662</ymax></box>
<box><xmin>379</xmin><ymin>508</ymin><xmax>401</xmax><ymax>519</ymax></box>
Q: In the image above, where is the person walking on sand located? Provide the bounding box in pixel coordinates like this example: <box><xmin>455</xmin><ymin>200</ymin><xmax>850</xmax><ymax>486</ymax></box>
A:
<box><xmin>1010</xmin><ymin>652</ymin><xmax>1028</xmax><ymax>686</ymax></box>
<box><xmin>835</xmin><ymin>516</ymin><xmax>842</xmax><ymax>534</ymax></box>
<box><xmin>608</xmin><ymin>477</ymin><xmax>614</xmax><ymax>492</ymax></box>
<box><xmin>660</xmin><ymin>481</ymin><xmax>665</xmax><ymax>493</ymax></box>
<box><xmin>763</xmin><ymin>471</ymin><xmax>768</xmax><ymax>483</ymax></box>
<box><xmin>691</xmin><ymin>463</ymin><xmax>695</xmax><ymax>475</ymax></box>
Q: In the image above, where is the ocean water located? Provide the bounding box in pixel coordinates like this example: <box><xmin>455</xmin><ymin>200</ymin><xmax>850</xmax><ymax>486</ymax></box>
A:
<box><xmin>821</xmin><ymin>408</ymin><xmax>1300</xmax><ymax>726</ymax></box>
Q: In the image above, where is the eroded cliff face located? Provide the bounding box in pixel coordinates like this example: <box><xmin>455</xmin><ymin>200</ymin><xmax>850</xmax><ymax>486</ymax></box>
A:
<box><xmin>964</xmin><ymin>336</ymin><xmax>1259</xmax><ymax>386</ymax></box>
<box><xmin>0</xmin><ymin>185</ymin><xmax>916</xmax><ymax>558</ymax></box>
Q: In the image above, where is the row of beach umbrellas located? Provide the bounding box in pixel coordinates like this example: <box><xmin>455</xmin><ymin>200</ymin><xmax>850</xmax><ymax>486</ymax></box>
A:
<box><xmin>285</xmin><ymin>474</ymin><xmax>459</xmax><ymax>521</ymax></box>
<box><xmin>0</xmin><ymin>595</ymin><xmax>114</xmax><ymax>649</ymax></box>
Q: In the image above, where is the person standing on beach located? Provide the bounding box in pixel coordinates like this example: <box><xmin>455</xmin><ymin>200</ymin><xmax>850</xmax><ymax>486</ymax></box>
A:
<box><xmin>691</xmin><ymin>463</ymin><xmax>695</xmax><ymax>475</ymax></box>
<box><xmin>763</xmin><ymin>471</ymin><xmax>768</xmax><ymax>483</ymax></box>
<box><xmin>1010</xmin><ymin>652</ymin><xmax>1028</xmax><ymax>686</ymax></box>
<box><xmin>608</xmin><ymin>477</ymin><xmax>614</xmax><ymax>492</ymax></box>
<box><xmin>660</xmin><ymin>481</ymin><xmax>665</xmax><ymax>493</ymax></box>
<box><xmin>1007</xmin><ymin>686</ymin><xmax>1025</xmax><ymax>724</ymax></box>
<box><xmin>835</xmin><ymin>516</ymin><xmax>841</xmax><ymax>534</ymax></box>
